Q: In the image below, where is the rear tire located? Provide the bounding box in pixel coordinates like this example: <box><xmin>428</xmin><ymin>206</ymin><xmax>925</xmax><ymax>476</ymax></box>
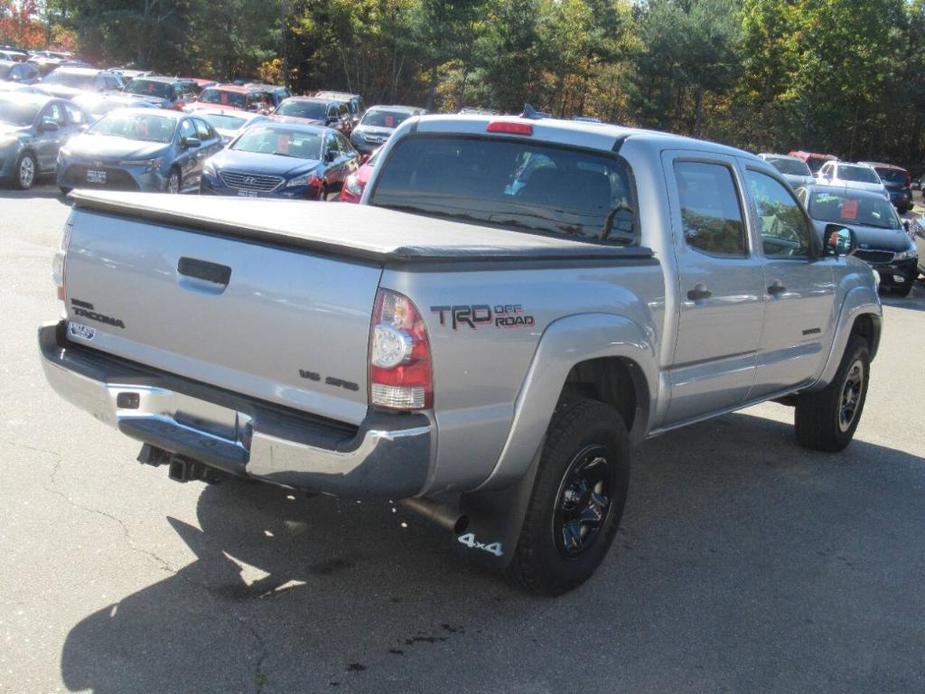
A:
<box><xmin>508</xmin><ymin>399</ymin><xmax>630</xmax><ymax>596</ymax></box>
<box><xmin>794</xmin><ymin>335</ymin><xmax>869</xmax><ymax>452</ymax></box>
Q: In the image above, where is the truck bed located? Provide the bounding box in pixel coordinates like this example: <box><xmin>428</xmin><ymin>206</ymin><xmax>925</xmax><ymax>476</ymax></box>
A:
<box><xmin>71</xmin><ymin>191</ymin><xmax>653</xmax><ymax>264</ymax></box>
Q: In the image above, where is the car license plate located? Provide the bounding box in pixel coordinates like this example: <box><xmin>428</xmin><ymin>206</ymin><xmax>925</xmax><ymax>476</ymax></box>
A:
<box><xmin>86</xmin><ymin>170</ymin><xmax>107</xmax><ymax>184</ymax></box>
<box><xmin>237</xmin><ymin>190</ymin><xmax>258</xmax><ymax>197</ymax></box>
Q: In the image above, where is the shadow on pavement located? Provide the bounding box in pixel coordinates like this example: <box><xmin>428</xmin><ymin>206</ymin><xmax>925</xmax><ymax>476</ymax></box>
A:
<box><xmin>60</xmin><ymin>410</ymin><xmax>925</xmax><ymax>693</ymax></box>
<box><xmin>0</xmin><ymin>184</ymin><xmax>66</xmax><ymax>201</ymax></box>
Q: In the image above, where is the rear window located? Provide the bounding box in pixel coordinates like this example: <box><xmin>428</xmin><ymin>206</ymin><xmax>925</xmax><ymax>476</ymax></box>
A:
<box><xmin>875</xmin><ymin>168</ymin><xmax>908</xmax><ymax>186</ymax></box>
<box><xmin>838</xmin><ymin>165</ymin><xmax>880</xmax><ymax>184</ymax></box>
<box><xmin>806</xmin><ymin>156</ymin><xmax>829</xmax><ymax>173</ymax></box>
<box><xmin>369</xmin><ymin>135</ymin><xmax>637</xmax><ymax>244</ymax></box>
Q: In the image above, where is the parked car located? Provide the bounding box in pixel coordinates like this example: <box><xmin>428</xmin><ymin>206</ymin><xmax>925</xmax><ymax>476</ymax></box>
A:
<box><xmin>349</xmin><ymin>104</ymin><xmax>426</xmax><ymax>154</ymax></box>
<box><xmin>339</xmin><ymin>146</ymin><xmax>380</xmax><ymax>202</ymax></box>
<box><xmin>193</xmin><ymin>107</ymin><xmax>267</xmax><ymax>143</ymax></box>
<box><xmin>180</xmin><ymin>77</ymin><xmax>217</xmax><ymax>95</ymax></box>
<box><xmin>789</xmin><ymin>150</ymin><xmax>838</xmax><ymax>174</ymax></box>
<box><xmin>42</xmin><ymin>114</ymin><xmax>882</xmax><ymax>595</ymax></box>
<box><xmin>122</xmin><ymin>76</ymin><xmax>197</xmax><ymax>111</ymax></box>
<box><xmin>314</xmin><ymin>90</ymin><xmax>365</xmax><ymax>125</ymax></box>
<box><xmin>757</xmin><ymin>152</ymin><xmax>815</xmax><ymax>189</ymax></box>
<box><xmin>0</xmin><ymin>92</ymin><xmax>87</xmax><ymax>189</ymax></box>
<box><xmin>815</xmin><ymin>161</ymin><xmax>888</xmax><ymax>198</ymax></box>
<box><xmin>56</xmin><ymin>108</ymin><xmax>223</xmax><ymax>193</ymax></box>
<box><xmin>796</xmin><ymin>184</ymin><xmax>918</xmax><ymax>295</ymax></box>
<box><xmin>271</xmin><ymin>96</ymin><xmax>353</xmax><ymax>135</ymax></box>
<box><xmin>0</xmin><ymin>59</ymin><xmax>40</xmax><ymax>85</ymax></box>
<box><xmin>71</xmin><ymin>93</ymin><xmax>158</xmax><ymax>123</ymax></box>
<box><xmin>201</xmin><ymin>122</ymin><xmax>360</xmax><ymax>199</ymax></box>
<box><xmin>27</xmin><ymin>57</ymin><xmax>66</xmax><ymax>78</ymax></box>
<box><xmin>857</xmin><ymin>161</ymin><xmax>913</xmax><ymax>213</ymax></box>
<box><xmin>0</xmin><ymin>49</ymin><xmax>28</xmax><ymax>62</ymax></box>
<box><xmin>911</xmin><ymin>216</ymin><xmax>925</xmax><ymax>280</ymax></box>
<box><xmin>192</xmin><ymin>84</ymin><xmax>273</xmax><ymax>113</ymax></box>
<box><xmin>243</xmin><ymin>83</ymin><xmax>291</xmax><ymax>108</ymax></box>
<box><xmin>37</xmin><ymin>67</ymin><xmax>124</xmax><ymax>100</ymax></box>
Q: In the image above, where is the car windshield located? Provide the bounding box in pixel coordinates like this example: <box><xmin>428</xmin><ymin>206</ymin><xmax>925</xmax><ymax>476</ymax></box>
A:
<box><xmin>231</xmin><ymin>126</ymin><xmax>323</xmax><ymax>159</ymax></box>
<box><xmin>43</xmin><ymin>70</ymin><xmax>95</xmax><ymax>88</ymax></box>
<box><xmin>876</xmin><ymin>168</ymin><xmax>907</xmax><ymax>186</ymax></box>
<box><xmin>838</xmin><ymin>165</ymin><xmax>880</xmax><ymax>184</ymax></box>
<box><xmin>808</xmin><ymin>192</ymin><xmax>901</xmax><ymax>230</ymax></box>
<box><xmin>201</xmin><ymin>113</ymin><xmax>247</xmax><ymax>131</ymax></box>
<box><xmin>275</xmin><ymin>100</ymin><xmax>327</xmax><ymax>120</ymax></box>
<box><xmin>125</xmin><ymin>79</ymin><xmax>172</xmax><ymax>99</ymax></box>
<box><xmin>90</xmin><ymin>112</ymin><xmax>176</xmax><ymax>143</ymax></box>
<box><xmin>370</xmin><ymin>135</ymin><xmax>637</xmax><ymax>244</ymax></box>
<box><xmin>768</xmin><ymin>157</ymin><xmax>811</xmax><ymax>176</ymax></box>
<box><xmin>200</xmin><ymin>88</ymin><xmax>246</xmax><ymax>109</ymax></box>
<box><xmin>0</xmin><ymin>99</ymin><xmax>38</xmax><ymax>126</ymax></box>
<box><xmin>806</xmin><ymin>156</ymin><xmax>829</xmax><ymax>173</ymax></box>
<box><xmin>361</xmin><ymin>109</ymin><xmax>412</xmax><ymax>129</ymax></box>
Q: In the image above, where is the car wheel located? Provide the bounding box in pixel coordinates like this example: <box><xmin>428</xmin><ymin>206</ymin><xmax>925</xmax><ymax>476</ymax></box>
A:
<box><xmin>508</xmin><ymin>399</ymin><xmax>630</xmax><ymax>596</ymax></box>
<box><xmin>166</xmin><ymin>169</ymin><xmax>181</xmax><ymax>194</ymax></box>
<box><xmin>14</xmin><ymin>151</ymin><xmax>37</xmax><ymax>190</ymax></box>
<box><xmin>794</xmin><ymin>335</ymin><xmax>870</xmax><ymax>452</ymax></box>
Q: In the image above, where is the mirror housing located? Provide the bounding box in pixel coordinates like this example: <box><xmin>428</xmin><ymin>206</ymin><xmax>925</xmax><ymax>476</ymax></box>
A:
<box><xmin>823</xmin><ymin>223</ymin><xmax>857</xmax><ymax>257</ymax></box>
<box><xmin>182</xmin><ymin>136</ymin><xmax>201</xmax><ymax>149</ymax></box>
<box><xmin>324</xmin><ymin>149</ymin><xmax>336</xmax><ymax>163</ymax></box>
<box><xmin>40</xmin><ymin>118</ymin><xmax>59</xmax><ymax>132</ymax></box>
<box><xmin>903</xmin><ymin>219</ymin><xmax>910</xmax><ymax>233</ymax></box>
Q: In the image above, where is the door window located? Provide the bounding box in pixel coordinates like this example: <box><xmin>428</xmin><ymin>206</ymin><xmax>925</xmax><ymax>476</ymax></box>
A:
<box><xmin>193</xmin><ymin>118</ymin><xmax>213</xmax><ymax>140</ymax></box>
<box><xmin>64</xmin><ymin>103</ymin><xmax>86</xmax><ymax>126</ymax></box>
<box><xmin>674</xmin><ymin>161</ymin><xmax>747</xmax><ymax>257</ymax></box>
<box><xmin>746</xmin><ymin>170</ymin><xmax>814</xmax><ymax>258</ymax></box>
<box><xmin>42</xmin><ymin>103</ymin><xmax>66</xmax><ymax>126</ymax></box>
<box><xmin>179</xmin><ymin>119</ymin><xmax>196</xmax><ymax>141</ymax></box>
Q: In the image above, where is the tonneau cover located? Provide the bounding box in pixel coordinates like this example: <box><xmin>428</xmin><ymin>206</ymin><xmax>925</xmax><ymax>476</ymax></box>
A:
<box><xmin>71</xmin><ymin>190</ymin><xmax>652</xmax><ymax>263</ymax></box>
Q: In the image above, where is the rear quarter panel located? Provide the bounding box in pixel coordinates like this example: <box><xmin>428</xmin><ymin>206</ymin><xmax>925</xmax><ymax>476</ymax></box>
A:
<box><xmin>383</xmin><ymin>259</ymin><xmax>665</xmax><ymax>494</ymax></box>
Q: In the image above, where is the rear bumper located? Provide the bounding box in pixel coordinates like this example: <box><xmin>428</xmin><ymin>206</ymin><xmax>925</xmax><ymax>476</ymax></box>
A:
<box><xmin>39</xmin><ymin>321</ymin><xmax>432</xmax><ymax>498</ymax></box>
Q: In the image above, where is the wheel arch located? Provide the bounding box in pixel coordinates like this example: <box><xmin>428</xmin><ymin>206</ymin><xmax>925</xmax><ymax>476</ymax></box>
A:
<box><xmin>815</xmin><ymin>284</ymin><xmax>882</xmax><ymax>389</ymax></box>
<box><xmin>473</xmin><ymin>312</ymin><xmax>657</xmax><ymax>492</ymax></box>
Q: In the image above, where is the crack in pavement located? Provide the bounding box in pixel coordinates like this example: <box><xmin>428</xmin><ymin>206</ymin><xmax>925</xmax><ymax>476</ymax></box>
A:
<box><xmin>5</xmin><ymin>438</ymin><xmax>272</xmax><ymax>693</ymax></box>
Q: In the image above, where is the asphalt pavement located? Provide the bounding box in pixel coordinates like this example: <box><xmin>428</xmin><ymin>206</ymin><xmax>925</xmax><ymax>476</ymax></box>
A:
<box><xmin>1</xmin><ymin>183</ymin><xmax>924</xmax><ymax>693</ymax></box>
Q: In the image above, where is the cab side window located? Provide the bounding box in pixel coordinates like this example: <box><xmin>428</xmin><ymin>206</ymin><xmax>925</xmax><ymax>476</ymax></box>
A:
<box><xmin>674</xmin><ymin>161</ymin><xmax>747</xmax><ymax>257</ymax></box>
<box><xmin>179</xmin><ymin>119</ymin><xmax>196</xmax><ymax>141</ymax></box>
<box><xmin>746</xmin><ymin>170</ymin><xmax>814</xmax><ymax>258</ymax></box>
<box><xmin>193</xmin><ymin>118</ymin><xmax>213</xmax><ymax>140</ymax></box>
<box><xmin>64</xmin><ymin>103</ymin><xmax>86</xmax><ymax>126</ymax></box>
<box><xmin>42</xmin><ymin>103</ymin><xmax>66</xmax><ymax>127</ymax></box>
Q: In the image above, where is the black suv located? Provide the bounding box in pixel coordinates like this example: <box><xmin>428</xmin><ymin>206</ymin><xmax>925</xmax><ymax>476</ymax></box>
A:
<box><xmin>123</xmin><ymin>76</ymin><xmax>198</xmax><ymax>111</ymax></box>
<box><xmin>858</xmin><ymin>161</ymin><xmax>913</xmax><ymax>213</ymax></box>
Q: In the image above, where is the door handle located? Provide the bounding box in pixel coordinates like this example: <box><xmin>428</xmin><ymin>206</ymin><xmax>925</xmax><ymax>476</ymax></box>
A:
<box><xmin>177</xmin><ymin>257</ymin><xmax>231</xmax><ymax>285</ymax></box>
<box><xmin>686</xmin><ymin>284</ymin><xmax>712</xmax><ymax>301</ymax></box>
<box><xmin>768</xmin><ymin>282</ymin><xmax>787</xmax><ymax>296</ymax></box>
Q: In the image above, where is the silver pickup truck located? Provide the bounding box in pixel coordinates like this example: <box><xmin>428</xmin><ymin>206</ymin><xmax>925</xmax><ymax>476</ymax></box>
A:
<box><xmin>40</xmin><ymin>115</ymin><xmax>882</xmax><ymax>595</ymax></box>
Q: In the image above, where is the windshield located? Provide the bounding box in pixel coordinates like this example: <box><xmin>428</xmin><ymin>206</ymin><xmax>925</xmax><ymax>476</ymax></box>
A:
<box><xmin>200</xmin><ymin>88</ymin><xmax>246</xmax><ymax>109</ymax></box>
<box><xmin>125</xmin><ymin>79</ymin><xmax>172</xmax><ymax>99</ymax></box>
<box><xmin>275</xmin><ymin>100</ymin><xmax>327</xmax><ymax>120</ymax></box>
<box><xmin>361</xmin><ymin>109</ymin><xmax>412</xmax><ymax>129</ymax></box>
<box><xmin>201</xmin><ymin>113</ymin><xmax>247</xmax><ymax>131</ymax></box>
<box><xmin>0</xmin><ymin>99</ymin><xmax>38</xmax><ymax>126</ymax></box>
<box><xmin>370</xmin><ymin>135</ymin><xmax>637</xmax><ymax>244</ymax></box>
<box><xmin>875</xmin><ymin>168</ymin><xmax>907</xmax><ymax>186</ymax></box>
<box><xmin>231</xmin><ymin>126</ymin><xmax>323</xmax><ymax>159</ymax></box>
<box><xmin>768</xmin><ymin>157</ymin><xmax>811</xmax><ymax>177</ymax></box>
<box><xmin>806</xmin><ymin>156</ymin><xmax>829</xmax><ymax>173</ymax></box>
<box><xmin>89</xmin><ymin>112</ymin><xmax>176</xmax><ymax>143</ymax></box>
<box><xmin>808</xmin><ymin>192</ymin><xmax>901</xmax><ymax>230</ymax></box>
<box><xmin>838</xmin><ymin>165</ymin><xmax>880</xmax><ymax>184</ymax></box>
<box><xmin>43</xmin><ymin>70</ymin><xmax>95</xmax><ymax>89</ymax></box>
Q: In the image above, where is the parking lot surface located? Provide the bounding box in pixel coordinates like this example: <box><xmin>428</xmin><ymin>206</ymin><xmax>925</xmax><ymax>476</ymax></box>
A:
<box><xmin>1</xmin><ymin>184</ymin><xmax>924</xmax><ymax>693</ymax></box>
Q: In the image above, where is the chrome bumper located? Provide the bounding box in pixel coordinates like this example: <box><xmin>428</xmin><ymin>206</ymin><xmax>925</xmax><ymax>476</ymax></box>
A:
<box><xmin>39</xmin><ymin>322</ymin><xmax>432</xmax><ymax>498</ymax></box>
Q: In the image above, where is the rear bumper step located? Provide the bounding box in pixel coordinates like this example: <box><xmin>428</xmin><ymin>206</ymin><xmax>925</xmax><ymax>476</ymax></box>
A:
<box><xmin>39</xmin><ymin>322</ymin><xmax>432</xmax><ymax>498</ymax></box>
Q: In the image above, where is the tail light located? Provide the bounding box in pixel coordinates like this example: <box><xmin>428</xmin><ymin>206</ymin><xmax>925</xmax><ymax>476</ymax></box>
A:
<box><xmin>52</xmin><ymin>220</ymin><xmax>72</xmax><ymax>304</ymax></box>
<box><xmin>369</xmin><ymin>288</ymin><xmax>432</xmax><ymax>410</ymax></box>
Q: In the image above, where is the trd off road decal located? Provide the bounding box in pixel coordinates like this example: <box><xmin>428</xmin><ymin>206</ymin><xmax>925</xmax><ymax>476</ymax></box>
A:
<box><xmin>430</xmin><ymin>304</ymin><xmax>535</xmax><ymax>330</ymax></box>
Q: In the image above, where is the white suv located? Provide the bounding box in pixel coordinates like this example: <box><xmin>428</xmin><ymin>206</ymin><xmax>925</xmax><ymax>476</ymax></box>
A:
<box><xmin>816</xmin><ymin>161</ymin><xmax>889</xmax><ymax>198</ymax></box>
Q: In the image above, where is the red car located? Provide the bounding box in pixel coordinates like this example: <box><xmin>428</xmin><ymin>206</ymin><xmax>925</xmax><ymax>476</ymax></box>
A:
<box><xmin>339</xmin><ymin>147</ymin><xmax>380</xmax><ymax>202</ymax></box>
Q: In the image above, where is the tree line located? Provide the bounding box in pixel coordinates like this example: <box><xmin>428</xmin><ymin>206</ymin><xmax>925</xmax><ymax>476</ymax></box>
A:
<box><xmin>9</xmin><ymin>0</ymin><xmax>925</xmax><ymax>168</ymax></box>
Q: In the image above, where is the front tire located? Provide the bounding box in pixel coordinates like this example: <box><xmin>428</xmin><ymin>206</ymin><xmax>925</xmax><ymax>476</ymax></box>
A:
<box><xmin>508</xmin><ymin>399</ymin><xmax>630</xmax><ymax>596</ymax></box>
<box><xmin>165</xmin><ymin>169</ymin><xmax>181</xmax><ymax>194</ymax></box>
<box><xmin>13</xmin><ymin>151</ymin><xmax>37</xmax><ymax>190</ymax></box>
<box><xmin>794</xmin><ymin>335</ymin><xmax>870</xmax><ymax>451</ymax></box>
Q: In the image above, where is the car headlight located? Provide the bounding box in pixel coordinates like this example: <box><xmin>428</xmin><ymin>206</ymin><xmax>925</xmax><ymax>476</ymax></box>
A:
<box><xmin>286</xmin><ymin>172</ymin><xmax>319</xmax><ymax>188</ymax></box>
<box><xmin>895</xmin><ymin>248</ymin><xmax>918</xmax><ymax>261</ymax></box>
<box><xmin>119</xmin><ymin>157</ymin><xmax>163</xmax><ymax>172</ymax></box>
<box><xmin>203</xmin><ymin>161</ymin><xmax>216</xmax><ymax>177</ymax></box>
<box><xmin>344</xmin><ymin>173</ymin><xmax>362</xmax><ymax>197</ymax></box>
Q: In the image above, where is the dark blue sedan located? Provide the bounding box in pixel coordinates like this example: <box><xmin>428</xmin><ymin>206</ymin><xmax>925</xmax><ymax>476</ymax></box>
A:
<box><xmin>200</xmin><ymin>122</ymin><xmax>360</xmax><ymax>200</ymax></box>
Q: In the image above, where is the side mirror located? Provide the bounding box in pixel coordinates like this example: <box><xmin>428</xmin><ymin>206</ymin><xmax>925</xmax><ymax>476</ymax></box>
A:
<box><xmin>183</xmin><ymin>136</ymin><xmax>201</xmax><ymax>149</ymax></box>
<box><xmin>324</xmin><ymin>149</ymin><xmax>336</xmax><ymax>163</ymax></box>
<box><xmin>903</xmin><ymin>220</ymin><xmax>911</xmax><ymax>233</ymax></box>
<box><xmin>40</xmin><ymin>118</ymin><xmax>59</xmax><ymax>132</ymax></box>
<box><xmin>823</xmin><ymin>223</ymin><xmax>856</xmax><ymax>257</ymax></box>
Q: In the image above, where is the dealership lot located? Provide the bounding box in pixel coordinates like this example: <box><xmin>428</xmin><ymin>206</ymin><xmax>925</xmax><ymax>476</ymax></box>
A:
<box><xmin>1</xmin><ymin>186</ymin><xmax>924</xmax><ymax>693</ymax></box>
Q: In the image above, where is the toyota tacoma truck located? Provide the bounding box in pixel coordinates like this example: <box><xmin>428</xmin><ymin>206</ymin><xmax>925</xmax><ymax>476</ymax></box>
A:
<box><xmin>40</xmin><ymin>115</ymin><xmax>882</xmax><ymax>595</ymax></box>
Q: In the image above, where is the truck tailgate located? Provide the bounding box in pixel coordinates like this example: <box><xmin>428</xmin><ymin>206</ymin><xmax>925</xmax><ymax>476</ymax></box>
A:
<box><xmin>62</xmin><ymin>207</ymin><xmax>381</xmax><ymax>426</ymax></box>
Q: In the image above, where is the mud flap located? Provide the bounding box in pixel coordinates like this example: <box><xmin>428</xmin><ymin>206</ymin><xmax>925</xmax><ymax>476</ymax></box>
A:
<box><xmin>452</xmin><ymin>454</ymin><xmax>541</xmax><ymax>571</ymax></box>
